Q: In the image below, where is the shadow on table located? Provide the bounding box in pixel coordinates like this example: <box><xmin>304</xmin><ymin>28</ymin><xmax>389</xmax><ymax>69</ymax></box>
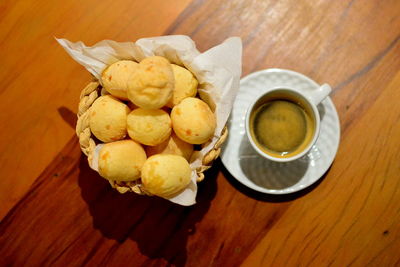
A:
<box><xmin>77</xmin><ymin>155</ymin><xmax>218</xmax><ymax>267</ymax></box>
<box><xmin>57</xmin><ymin>106</ymin><xmax>217</xmax><ymax>266</ymax></box>
<box><xmin>58</xmin><ymin>106</ymin><xmax>77</xmax><ymax>129</ymax></box>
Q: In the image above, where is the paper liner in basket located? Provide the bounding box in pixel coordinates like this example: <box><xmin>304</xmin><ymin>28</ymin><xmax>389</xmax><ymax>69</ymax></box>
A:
<box><xmin>57</xmin><ymin>35</ymin><xmax>242</xmax><ymax>206</ymax></box>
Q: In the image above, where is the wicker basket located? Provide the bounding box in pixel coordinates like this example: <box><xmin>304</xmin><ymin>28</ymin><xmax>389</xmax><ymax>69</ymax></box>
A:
<box><xmin>76</xmin><ymin>81</ymin><xmax>228</xmax><ymax>195</ymax></box>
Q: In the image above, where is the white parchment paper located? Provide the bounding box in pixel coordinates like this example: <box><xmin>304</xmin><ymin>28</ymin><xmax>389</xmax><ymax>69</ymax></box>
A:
<box><xmin>57</xmin><ymin>35</ymin><xmax>242</xmax><ymax>206</ymax></box>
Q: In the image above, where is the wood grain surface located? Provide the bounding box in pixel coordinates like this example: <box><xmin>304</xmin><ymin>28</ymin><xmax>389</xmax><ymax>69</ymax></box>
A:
<box><xmin>1</xmin><ymin>0</ymin><xmax>400</xmax><ymax>266</ymax></box>
<box><xmin>0</xmin><ymin>0</ymin><xmax>192</xmax><ymax>220</ymax></box>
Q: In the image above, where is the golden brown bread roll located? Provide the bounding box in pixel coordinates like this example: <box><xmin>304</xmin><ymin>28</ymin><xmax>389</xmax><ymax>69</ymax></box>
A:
<box><xmin>145</xmin><ymin>132</ymin><xmax>193</xmax><ymax>160</ymax></box>
<box><xmin>166</xmin><ymin>64</ymin><xmax>198</xmax><ymax>108</ymax></box>
<box><xmin>101</xmin><ymin>60</ymin><xmax>138</xmax><ymax>100</ymax></box>
<box><xmin>89</xmin><ymin>95</ymin><xmax>130</xmax><ymax>142</ymax></box>
<box><xmin>98</xmin><ymin>140</ymin><xmax>147</xmax><ymax>182</ymax></box>
<box><xmin>127</xmin><ymin>108</ymin><xmax>172</xmax><ymax>146</ymax></box>
<box><xmin>171</xmin><ymin>97</ymin><xmax>216</xmax><ymax>144</ymax></box>
<box><xmin>127</xmin><ymin>56</ymin><xmax>174</xmax><ymax>109</ymax></box>
<box><xmin>141</xmin><ymin>154</ymin><xmax>192</xmax><ymax>197</ymax></box>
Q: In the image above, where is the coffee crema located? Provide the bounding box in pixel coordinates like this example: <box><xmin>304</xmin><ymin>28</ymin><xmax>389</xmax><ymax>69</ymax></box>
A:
<box><xmin>249</xmin><ymin>92</ymin><xmax>315</xmax><ymax>158</ymax></box>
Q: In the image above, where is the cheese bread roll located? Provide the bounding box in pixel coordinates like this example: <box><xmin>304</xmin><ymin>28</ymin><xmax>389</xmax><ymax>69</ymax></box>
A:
<box><xmin>145</xmin><ymin>132</ymin><xmax>193</xmax><ymax>161</ymax></box>
<box><xmin>89</xmin><ymin>95</ymin><xmax>130</xmax><ymax>142</ymax></box>
<box><xmin>166</xmin><ymin>64</ymin><xmax>198</xmax><ymax>108</ymax></box>
<box><xmin>171</xmin><ymin>97</ymin><xmax>216</xmax><ymax>144</ymax></box>
<box><xmin>141</xmin><ymin>154</ymin><xmax>191</xmax><ymax>197</ymax></box>
<box><xmin>127</xmin><ymin>56</ymin><xmax>174</xmax><ymax>109</ymax></box>
<box><xmin>101</xmin><ymin>60</ymin><xmax>138</xmax><ymax>100</ymax></box>
<box><xmin>98</xmin><ymin>140</ymin><xmax>147</xmax><ymax>182</ymax></box>
<box><xmin>127</xmin><ymin>108</ymin><xmax>171</xmax><ymax>146</ymax></box>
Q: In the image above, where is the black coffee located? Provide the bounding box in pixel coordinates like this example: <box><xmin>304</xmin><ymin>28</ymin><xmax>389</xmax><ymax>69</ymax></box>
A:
<box><xmin>250</xmin><ymin>96</ymin><xmax>315</xmax><ymax>158</ymax></box>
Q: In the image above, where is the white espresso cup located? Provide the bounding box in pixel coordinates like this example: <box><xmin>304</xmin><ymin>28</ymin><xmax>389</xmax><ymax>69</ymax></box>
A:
<box><xmin>245</xmin><ymin>84</ymin><xmax>331</xmax><ymax>162</ymax></box>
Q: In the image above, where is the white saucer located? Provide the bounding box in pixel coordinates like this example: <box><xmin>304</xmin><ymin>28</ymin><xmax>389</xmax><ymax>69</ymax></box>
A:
<box><xmin>220</xmin><ymin>69</ymin><xmax>340</xmax><ymax>195</ymax></box>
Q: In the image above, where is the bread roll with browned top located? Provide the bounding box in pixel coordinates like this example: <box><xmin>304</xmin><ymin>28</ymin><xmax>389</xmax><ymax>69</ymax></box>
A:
<box><xmin>101</xmin><ymin>60</ymin><xmax>138</xmax><ymax>100</ymax></box>
<box><xmin>127</xmin><ymin>56</ymin><xmax>174</xmax><ymax>109</ymax></box>
<box><xmin>141</xmin><ymin>154</ymin><xmax>192</xmax><ymax>197</ymax></box>
<box><xmin>166</xmin><ymin>64</ymin><xmax>198</xmax><ymax>108</ymax></box>
<box><xmin>145</xmin><ymin>132</ymin><xmax>193</xmax><ymax>160</ymax></box>
<box><xmin>89</xmin><ymin>95</ymin><xmax>130</xmax><ymax>142</ymax></box>
<box><xmin>98</xmin><ymin>140</ymin><xmax>147</xmax><ymax>182</ymax></box>
<box><xmin>127</xmin><ymin>108</ymin><xmax>171</xmax><ymax>146</ymax></box>
<box><xmin>171</xmin><ymin>97</ymin><xmax>216</xmax><ymax>144</ymax></box>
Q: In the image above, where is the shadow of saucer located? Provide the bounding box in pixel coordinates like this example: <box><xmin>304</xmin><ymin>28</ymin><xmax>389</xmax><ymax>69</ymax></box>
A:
<box><xmin>220</xmin><ymin>135</ymin><xmax>330</xmax><ymax>203</ymax></box>
<box><xmin>77</xmin><ymin>155</ymin><xmax>218</xmax><ymax>267</ymax></box>
<box><xmin>239</xmin><ymin>136</ymin><xmax>308</xmax><ymax>190</ymax></box>
<box><xmin>222</xmin><ymin>161</ymin><xmax>329</xmax><ymax>203</ymax></box>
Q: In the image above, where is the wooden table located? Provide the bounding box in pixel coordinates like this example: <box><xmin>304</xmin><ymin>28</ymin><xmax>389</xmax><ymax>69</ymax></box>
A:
<box><xmin>1</xmin><ymin>0</ymin><xmax>399</xmax><ymax>266</ymax></box>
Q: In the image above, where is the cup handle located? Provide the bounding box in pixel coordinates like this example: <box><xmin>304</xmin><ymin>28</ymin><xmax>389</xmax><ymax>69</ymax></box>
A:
<box><xmin>307</xmin><ymin>83</ymin><xmax>332</xmax><ymax>105</ymax></box>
